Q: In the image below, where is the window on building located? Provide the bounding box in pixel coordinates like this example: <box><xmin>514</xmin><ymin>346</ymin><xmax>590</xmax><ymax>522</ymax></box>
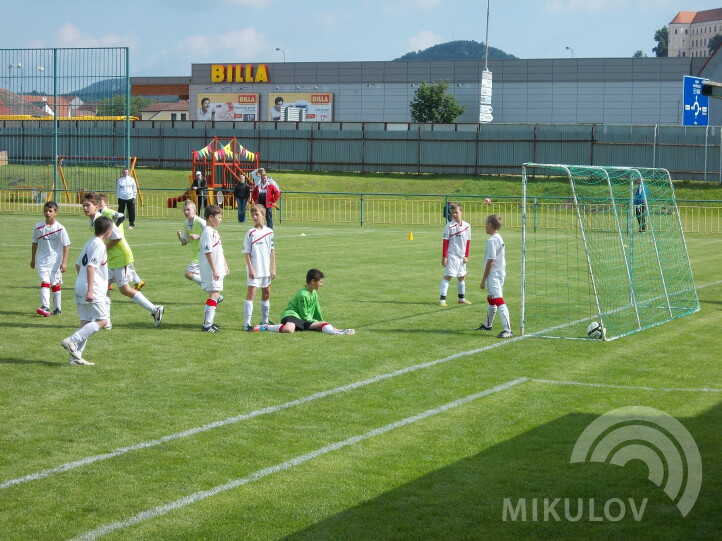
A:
<box><xmin>171</xmin><ymin>113</ymin><xmax>177</xmax><ymax>121</ymax></box>
<box><xmin>181</xmin><ymin>114</ymin><xmax>187</xmax><ymax>120</ymax></box>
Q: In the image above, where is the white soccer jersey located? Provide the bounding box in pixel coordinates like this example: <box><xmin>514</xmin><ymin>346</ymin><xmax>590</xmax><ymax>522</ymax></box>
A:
<box><xmin>484</xmin><ymin>233</ymin><xmax>506</xmax><ymax>282</ymax></box>
<box><xmin>443</xmin><ymin>220</ymin><xmax>471</xmax><ymax>259</ymax></box>
<box><xmin>74</xmin><ymin>236</ymin><xmax>108</xmax><ymax>304</ymax></box>
<box><xmin>199</xmin><ymin>226</ymin><xmax>227</xmax><ymax>281</ymax></box>
<box><xmin>242</xmin><ymin>225</ymin><xmax>274</xmax><ymax>278</ymax></box>
<box><xmin>32</xmin><ymin>220</ymin><xmax>70</xmax><ymax>273</ymax></box>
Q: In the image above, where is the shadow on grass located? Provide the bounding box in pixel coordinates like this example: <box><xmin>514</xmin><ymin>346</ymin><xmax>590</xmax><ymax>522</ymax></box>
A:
<box><xmin>282</xmin><ymin>403</ymin><xmax>721</xmax><ymax>541</ymax></box>
<box><xmin>0</xmin><ymin>357</ymin><xmax>59</xmax><ymax>367</ymax></box>
<box><xmin>352</xmin><ymin>303</ymin><xmax>476</xmax><ymax>330</ymax></box>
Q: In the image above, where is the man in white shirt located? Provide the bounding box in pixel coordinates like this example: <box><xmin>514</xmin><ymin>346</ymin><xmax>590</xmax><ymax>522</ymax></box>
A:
<box><xmin>116</xmin><ymin>168</ymin><xmax>138</xmax><ymax>229</ymax></box>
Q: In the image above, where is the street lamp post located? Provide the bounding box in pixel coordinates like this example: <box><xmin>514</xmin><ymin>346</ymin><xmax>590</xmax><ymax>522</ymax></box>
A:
<box><xmin>566</xmin><ymin>46</ymin><xmax>574</xmax><ymax>58</ymax></box>
<box><xmin>275</xmin><ymin>47</ymin><xmax>286</xmax><ymax>62</ymax></box>
<box><xmin>8</xmin><ymin>62</ymin><xmax>24</xmax><ymax>115</ymax></box>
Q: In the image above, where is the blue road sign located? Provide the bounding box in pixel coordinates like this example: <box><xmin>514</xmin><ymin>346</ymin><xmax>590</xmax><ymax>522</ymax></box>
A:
<box><xmin>683</xmin><ymin>75</ymin><xmax>709</xmax><ymax>126</ymax></box>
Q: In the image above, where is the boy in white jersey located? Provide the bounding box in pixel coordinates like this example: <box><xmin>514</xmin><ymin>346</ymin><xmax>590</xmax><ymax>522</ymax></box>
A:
<box><xmin>98</xmin><ymin>193</ymin><xmax>145</xmax><ymax>291</ymax></box>
<box><xmin>177</xmin><ymin>199</ymin><xmax>207</xmax><ymax>288</ymax></box>
<box><xmin>477</xmin><ymin>214</ymin><xmax>513</xmax><ymax>338</ymax></box>
<box><xmin>82</xmin><ymin>192</ymin><xmax>164</xmax><ymax>328</ymax></box>
<box><xmin>61</xmin><ymin>216</ymin><xmax>113</xmax><ymax>366</ymax></box>
<box><xmin>439</xmin><ymin>202</ymin><xmax>472</xmax><ymax>307</ymax></box>
<box><xmin>199</xmin><ymin>205</ymin><xmax>229</xmax><ymax>332</ymax></box>
<box><xmin>242</xmin><ymin>204</ymin><xmax>276</xmax><ymax>331</ymax></box>
<box><xmin>30</xmin><ymin>201</ymin><xmax>71</xmax><ymax>317</ymax></box>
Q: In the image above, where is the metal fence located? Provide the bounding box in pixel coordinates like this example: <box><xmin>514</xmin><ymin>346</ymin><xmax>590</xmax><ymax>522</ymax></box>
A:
<box><xmin>3</xmin><ymin>121</ymin><xmax>722</xmax><ymax>183</ymax></box>
<box><xmin>0</xmin><ymin>47</ymin><xmax>130</xmax><ymax>194</ymax></box>
<box><xmin>2</xmin><ymin>188</ymin><xmax>721</xmax><ymax>234</ymax></box>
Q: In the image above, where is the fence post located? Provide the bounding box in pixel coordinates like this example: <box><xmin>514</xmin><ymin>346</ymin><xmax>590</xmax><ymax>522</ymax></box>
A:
<box><xmin>653</xmin><ymin>124</ymin><xmax>658</xmax><ymax>168</ymax></box>
<box><xmin>704</xmin><ymin>124</ymin><xmax>709</xmax><ymax>182</ymax></box>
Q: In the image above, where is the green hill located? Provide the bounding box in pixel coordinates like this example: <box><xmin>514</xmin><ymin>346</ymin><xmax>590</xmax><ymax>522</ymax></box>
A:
<box><xmin>394</xmin><ymin>40</ymin><xmax>517</xmax><ymax>61</ymax></box>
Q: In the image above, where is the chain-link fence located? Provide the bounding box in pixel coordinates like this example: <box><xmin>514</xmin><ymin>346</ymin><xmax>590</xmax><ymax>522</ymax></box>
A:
<box><xmin>0</xmin><ymin>47</ymin><xmax>130</xmax><ymax>199</ymax></box>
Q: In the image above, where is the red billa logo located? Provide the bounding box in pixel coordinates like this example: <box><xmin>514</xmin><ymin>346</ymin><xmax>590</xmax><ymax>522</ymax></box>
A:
<box><xmin>236</xmin><ymin>95</ymin><xmax>257</xmax><ymax>103</ymax></box>
<box><xmin>311</xmin><ymin>94</ymin><xmax>330</xmax><ymax>104</ymax></box>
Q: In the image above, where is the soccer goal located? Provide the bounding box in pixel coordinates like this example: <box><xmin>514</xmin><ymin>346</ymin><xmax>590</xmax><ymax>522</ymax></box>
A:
<box><xmin>520</xmin><ymin>163</ymin><xmax>699</xmax><ymax>341</ymax></box>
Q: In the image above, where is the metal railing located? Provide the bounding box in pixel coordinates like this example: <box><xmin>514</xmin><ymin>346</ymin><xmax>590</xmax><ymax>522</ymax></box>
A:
<box><xmin>2</xmin><ymin>188</ymin><xmax>721</xmax><ymax>233</ymax></box>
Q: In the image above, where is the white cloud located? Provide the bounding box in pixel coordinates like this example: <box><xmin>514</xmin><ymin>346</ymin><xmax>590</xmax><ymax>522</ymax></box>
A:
<box><xmin>400</xmin><ymin>0</ymin><xmax>441</xmax><ymax>8</ymax></box>
<box><xmin>54</xmin><ymin>22</ymin><xmax>138</xmax><ymax>50</ymax></box>
<box><xmin>220</xmin><ymin>0</ymin><xmax>275</xmax><ymax>5</ymax></box>
<box><xmin>173</xmin><ymin>28</ymin><xmax>266</xmax><ymax>62</ymax></box>
<box><xmin>408</xmin><ymin>30</ymin><xmax>444</xmax><ymax>52</ymax></box>
<box><xmin>544</xmin><ymin>0</ymin><xmax>624</xmax><ymax>12</ymax></box>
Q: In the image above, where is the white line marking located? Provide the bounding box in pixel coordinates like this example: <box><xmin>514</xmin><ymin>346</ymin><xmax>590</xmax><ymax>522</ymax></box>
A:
<box><xmin>529</xmin><ymin>379</ymin><xmax>722</xmax><ymax>392</ymax></box>
<box><xmin>0</xmin><ymin>337</ymin><xmax>527</xmax><ymax>491</ymax></box>
<box><xmin>69</xmin><ymin>378</ymin><xmax>527</xmax><ymax>541</ymax></box>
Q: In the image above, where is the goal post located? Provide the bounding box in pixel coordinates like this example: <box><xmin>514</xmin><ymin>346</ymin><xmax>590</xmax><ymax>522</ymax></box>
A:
<box><xmin>521</xmin><ymin>163</ymin><xmax>699</xmax><ymax>341</ymax></box>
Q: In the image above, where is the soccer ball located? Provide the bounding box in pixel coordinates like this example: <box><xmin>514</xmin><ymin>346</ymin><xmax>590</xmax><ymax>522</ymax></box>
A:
<box><xmin>484</xmin><ymin>197</ymin><xmax>492</xmax><ymax>204</ymax></box>
<box><xmin>587</xmin><ymin>321</ymin><xmax>605</xmax><ymax>340</ymax></box>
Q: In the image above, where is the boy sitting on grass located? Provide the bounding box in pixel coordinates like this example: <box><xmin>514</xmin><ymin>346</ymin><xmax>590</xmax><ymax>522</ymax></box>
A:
<box><xmin>254</xmin><ymin>268</ymin><xmax>354</xmax><ymax>335</ymax></box>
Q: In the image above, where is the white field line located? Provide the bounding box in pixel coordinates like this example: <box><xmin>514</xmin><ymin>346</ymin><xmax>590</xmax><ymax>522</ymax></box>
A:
<box><xmin>69</xmin><ymin>378</ymin><xmax>527</xmax><ymax>541</ymax></box>
<box><xmin>0</xmin><ymin>337</ymin><xmax>528</xmax><ymax>491</ymax></box>
<box><xmin>3</xmin><ymin>280</ymin><xmax>720</xmax><ymax>492</ymax></box>
<box><xmin>529</xmin><ymin>379</ymin><xmax>722</xmax><ymax>392</ymax></box>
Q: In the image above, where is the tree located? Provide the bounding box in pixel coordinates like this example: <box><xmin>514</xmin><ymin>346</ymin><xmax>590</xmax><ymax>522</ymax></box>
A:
<box><xmin>633</xmin><ymin>50</ymin><xmax>648</xmax><ymax>58</ymax></box>
<box><xmin>709</xmin><ymin>34</ymin><xmax>722</xmax><ymax>55</ymax></box>
<box><xmin>409</xmin><ymin>81</ymin><xmax>464</xmax><ymax>123</ymax></box>
<box><xmin>653</xmin><ymin>26</ymin><xmax>668</xmax><ymax>57</ymax></box>
<box><xmin>96</xmin><ymin>94</ymin><xmax>154</xmax><ymax>117</ymax></box>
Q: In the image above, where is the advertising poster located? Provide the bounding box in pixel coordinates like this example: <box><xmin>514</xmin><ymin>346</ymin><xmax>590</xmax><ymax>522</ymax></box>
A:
<box><xmin>268</xmin><ymin>92</ymin><xmax>333</xmax><ymax>122</ymax></box>
<box><xmin>196</xmin><ymin>93</ymin><xmax>259</xmax><ymax>121</ymax></box>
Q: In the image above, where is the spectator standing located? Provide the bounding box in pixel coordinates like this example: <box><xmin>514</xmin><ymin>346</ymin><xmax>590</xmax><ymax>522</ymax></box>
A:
<box><xmin>233</xmin><ymin>178</ymin><xmax>251</xmax><ymax>223</ymax></box>
<box><xmin>250</xmin><ymin>168</ymin><xmax>281</xmax><ymax>229</ymax></box>
<box><xmin>634</xmin><ymin>177</ymin><xmax>649</xmax><ymax>232</ymax></box>
<box><xmin>116</xmin><ymin>168</ymin><xmax>137</xmax><ymax>229</ymax></box>
<box><xmin>192</xmin><ymin>171</ymin><xmax>208</xmax><ymax>211</ymax></box>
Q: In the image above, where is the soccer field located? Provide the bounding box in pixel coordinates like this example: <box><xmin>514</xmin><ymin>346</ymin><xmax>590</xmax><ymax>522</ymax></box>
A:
<box><xmin>0</xmin><ymin>213</ymin><xmax>720</xmax><ymax>540</ymax></box>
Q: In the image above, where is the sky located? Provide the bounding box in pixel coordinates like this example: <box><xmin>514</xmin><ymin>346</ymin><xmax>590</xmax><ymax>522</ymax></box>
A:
<box><xmin>3</xmin><ymin>0</ymin><xmax>722</xmax><ymax>77</ymax></box>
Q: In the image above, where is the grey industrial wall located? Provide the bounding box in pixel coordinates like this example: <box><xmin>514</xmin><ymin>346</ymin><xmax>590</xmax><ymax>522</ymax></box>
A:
<box><xmin>177</xmin><ymin>58</ymin><xmax>711</xmax><ymax>125</ymax></box>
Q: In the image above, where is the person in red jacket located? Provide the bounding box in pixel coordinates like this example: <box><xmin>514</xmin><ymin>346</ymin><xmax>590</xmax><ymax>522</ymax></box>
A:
<box><xmin>250</xmin><ymin>168</ymin><xmax>281</xmax><ymax>229</ymax></box>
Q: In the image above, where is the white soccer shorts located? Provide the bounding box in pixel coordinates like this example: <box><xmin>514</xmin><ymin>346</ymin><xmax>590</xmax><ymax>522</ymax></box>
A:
<box><xmin>444</xmin><ymin>255</ymin><xmax>467</xmax><ymax>278</ymax></box>
<box><xmin>247</xmin><ymin>275</ymin><xmax>272</xmax><ymax>288</ymax></box>
<box><xmin>108</xmin><ymin>264</ymin><xmax>136</xmax><ymax>287</ymax></box>
<box><xmin>76</xmin><ymin>300</ymin><xmax>110</xmax><ymax>322</ymax></box>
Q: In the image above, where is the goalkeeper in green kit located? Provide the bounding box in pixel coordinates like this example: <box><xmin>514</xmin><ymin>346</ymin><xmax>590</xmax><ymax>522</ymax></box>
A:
<box><xmin>254</xmin><ymin>268</ymin><xmax>354</xmax><ymax>335</ymax></box>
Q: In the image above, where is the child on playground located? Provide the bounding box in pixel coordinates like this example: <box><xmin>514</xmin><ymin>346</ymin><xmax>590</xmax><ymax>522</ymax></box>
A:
<box><xmin>61</xmin><ymin>216</ymin><xmax>113</xmax><ymax>366</ymax></box>
<box><xmin>476</xmin><ymin>214</ymin><xmax>513</xmax><ymax>338</ymax></box>
<box><xmin>439</xmin><ymin>201</ymin><xmax>472</xmax><ymax>307</ymax></box>
<box><xmin>242</xmin><ymin>204</ymin><xmax>276</xmax><ymax>331</ymax></box>
<box><xmin>254</xmin><ymin>268</ymin><xmax>354</xmax><ymax>335</ymax></box>
<box><xmin>177</xmin><ymin>199</ymin><xmax>207</xmax><ymax>289</ymax></box>
<box><xmin>30</xmin><ymin>201</ymin><xmax>71</xmax><ymax>317</ymax></box>
<box><xmin>199</xmin><ymin>204</ymin><xmax>229</xmax><ymax>332</ymax></box>
<box><xmin>98</xmin><ymin>193</ymin><xmax>145</xmax><ymax>291</ymax></box>
<box><xmin>83</xmin><ymin>192</ymin><xmax>164</xmax><ymax>328</ymax></box>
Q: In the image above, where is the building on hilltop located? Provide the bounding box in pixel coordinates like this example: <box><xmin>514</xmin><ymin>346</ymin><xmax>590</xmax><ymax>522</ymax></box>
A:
<box><xmin>669</xmin><ymin>8</ymin><xmax>722</xmax><ymax>58</ymax></box>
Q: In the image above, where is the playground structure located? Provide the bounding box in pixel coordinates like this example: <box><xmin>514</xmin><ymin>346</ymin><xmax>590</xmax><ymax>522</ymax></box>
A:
<box><xmin>167</xmin><ymin>137</ymin><xmax>259</xmax><ymax>209</ymax></box>
<box><xmin>56</xmin><ymin>156</ymin><xmax>141</xmax><ymax>204</ymax></box>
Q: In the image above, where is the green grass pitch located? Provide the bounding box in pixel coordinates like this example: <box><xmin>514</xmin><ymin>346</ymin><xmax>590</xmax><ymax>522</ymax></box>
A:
<box><xmin>0</xmin><ymin>212</ymin><xmax>720</xmax><ymax>540</ymax></box>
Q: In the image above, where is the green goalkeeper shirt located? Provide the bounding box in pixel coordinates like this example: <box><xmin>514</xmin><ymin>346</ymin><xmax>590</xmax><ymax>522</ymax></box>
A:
<box><xmin>281</xmin><ymin>286</ymin><xmax>323</xmax><ymax>322</ymax></box>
